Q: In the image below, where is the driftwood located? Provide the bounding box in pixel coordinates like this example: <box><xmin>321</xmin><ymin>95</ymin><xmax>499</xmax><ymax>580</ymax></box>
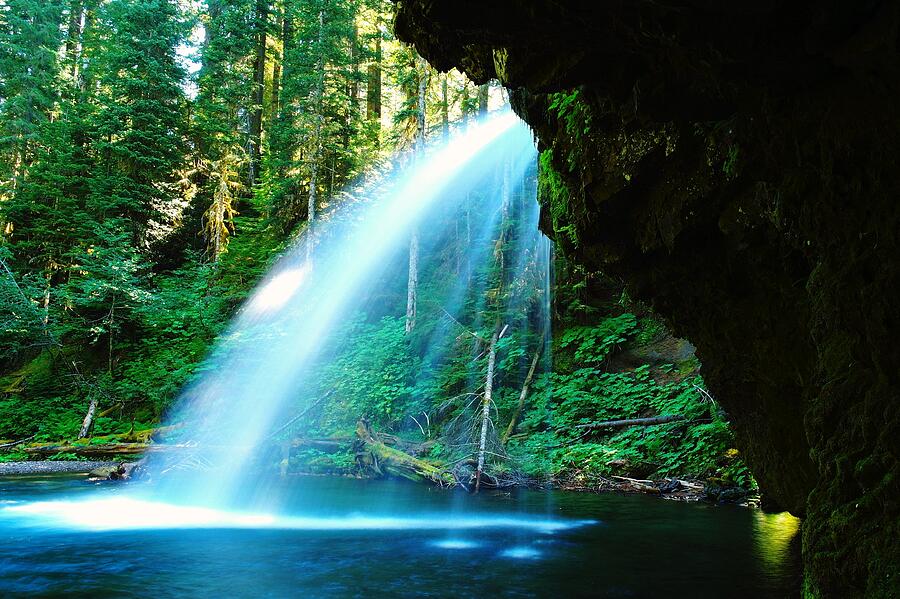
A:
<box><xmin>575</xmin><ymin>414</ymin><xmax>685</xmax><ymax>431</ymax></box>
<box><xmin>355</xmin><ymin>419</ymin><xmax>456</xmax><ymax>486</ymax></box>
<box><xmin>611</xmin><ymin>476</ymin><xmax>660</xmax><ymax>494</ymax></box>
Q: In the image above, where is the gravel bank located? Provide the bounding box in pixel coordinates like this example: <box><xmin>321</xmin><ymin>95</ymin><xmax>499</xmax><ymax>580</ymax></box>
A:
<box><xmin>0</xmin><ymin>461</ymin><xmax>118</xmax><ymax>475</ymax></box>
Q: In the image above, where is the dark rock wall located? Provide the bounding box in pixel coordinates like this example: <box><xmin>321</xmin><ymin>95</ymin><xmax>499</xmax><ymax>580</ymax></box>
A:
<box><xmin>394</xmin><ymin>1</ymin><xmax>900</xmax><ymax>596</ymax></box>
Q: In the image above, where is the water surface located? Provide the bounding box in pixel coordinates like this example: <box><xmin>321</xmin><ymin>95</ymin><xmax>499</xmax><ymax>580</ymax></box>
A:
<box><xmin>0</xmin><ymin>475</ymin><xmax>800</xmax><ymax>597</ymax></box>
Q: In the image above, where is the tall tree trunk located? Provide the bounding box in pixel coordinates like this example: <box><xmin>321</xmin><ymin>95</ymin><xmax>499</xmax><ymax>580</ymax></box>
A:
<box><xmin>349</xmin><ymin>21</ymin><xmax>359</xmax><ymax>112</ymax></box>
<box><xmin>366</xmin><ymin>25</ymin><xmax>382</xmax><ymax>133</ymax></box>
<box><xmin>405</xmin><ymin>56</ymin><xmax>428</xmax><ymax>334</ymax></box>
<box><xmin>108</xmin><ymin>300</ymin><xmax>115</xmax><ymax>375</ymax></box>
<box><xmin>475</xmin><ymin>161</ymin><xmax>512</xmax><ymax>488</ymax></box>
<box><xmin>416</xmin><ymin>56</ymin><xmax>428</xmax><ymax>152</ymax></box>
<box><xmin>65</xmin><ymin>0</ymin><xmax>85</xmax><ymax>82</ymax></box>
<box><xmin>475</xmin><ymin>323</ymin><xmax>503</xmax><ymax>492</ymax></box>
<box><xmin>271</xmin><ymin>6</ymin><xmax>285</xmax><ymax>116</ymax></box>
<box><xmin>441</xmin><ymin>73</ymin><xmax>449</xmax><ymax>140</ymax></box>
<box><xmin>477</xmin><ymin>82</ymin><xmax>489</xmax><ymax>116</ymax></box>
<box><xmin>42</xmin><ymin>269</ymin><xmax>51</xmax><ymax>325</ymax></box>
<box><xmin>248</xmin><ymin>0</ymin><xmax>268</xmax><ymax>186</ymax></box>
<box><xmin>307</xmin><ymin>8</ymin><xmax>326</xmax><ymax>263</ymax></box>
<box><xmin>405</xmin><ymin>231</ymin><xmax>419</xmax><ymax>333</ymax></box>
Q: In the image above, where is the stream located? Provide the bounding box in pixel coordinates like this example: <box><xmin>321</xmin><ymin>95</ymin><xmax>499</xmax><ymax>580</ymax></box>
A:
<box><xmin>0</xmin><ymin>474</ymin><xmax>800</xmax><ymax>597</ymax></box>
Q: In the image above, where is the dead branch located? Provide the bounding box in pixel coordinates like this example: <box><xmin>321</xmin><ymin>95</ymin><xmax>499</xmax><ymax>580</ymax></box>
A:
<box><xmin>0</xmin><ymin>434</ymin><xmax>36</xmax><ymax>450</ymax></box>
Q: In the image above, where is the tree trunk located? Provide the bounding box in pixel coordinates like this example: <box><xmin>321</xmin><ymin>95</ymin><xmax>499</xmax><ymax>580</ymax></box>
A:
<box><xmin>415</xmin><ymin>55</ymin><xmax>428</xmax><ymax>153</ymax></box>
<box><xmin>65</xmin><ymin>0</ymin><xmax>85</xmax><ymax>82</ymax></box>
<box><xmin>78</xmin><ymin>396</ymin><xmax>99</xmax><ymax>439</ymax></box>
<box><xmin>270</xmin><ymin>6</ymin><xmax>285</xmax><ymax>116</ymax></box>
<box><xmin>366</xmin><ymin>26</ymin><xmax>382</xmax><ymax>128</ymax></box>
<box><xmin>405</xmin><ymin>56</ymin><xmax>428</xmax><ymax>334</ymax></box>
<box><xmin>307</xmin><ymin>8</ymin><xmax>326</xmax><ymax>263</ymax></box>
<box><xmin>108</xmin><ymin>300</ymin><xmax>115</xmax><ymax>375</ymax></box>
<box><xmin>501</xmin><ymin>345</ymin><xmax>542</xmax><ymax>444</ymax></box>
<box><xmin>349</xmin><ymin>21</ymin><xmax>359</xmax><ymax>112</ymax></box>
<box><xmin>441</xmin><ymin>73</ymin><xmax>449</xmax><ymax>140</ymax></box>
<box><xmin>42</xmin><ymin>269</ymin><xmax>51</xmax><ymax>325</ymax></box>
<box><xmin>248</xmin><ymin>0</ymin><xmax>268</xmax><ymax>186</ymax></box>
<box><xmin>475</xmin><ymin>324</ymin><xmax>502</xmax><ymax>492</ymax></box>
<box><xmin>405</xmin><ymin>231</ymin><xmax>419</xmax><ymax>333</ymax></box>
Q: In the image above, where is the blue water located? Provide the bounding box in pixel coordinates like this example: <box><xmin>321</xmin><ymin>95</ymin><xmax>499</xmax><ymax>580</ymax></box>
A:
<box><xmin>0</xmin><ymin>474</ymin><xmax>799</xmax><ymax>597</ymax></box>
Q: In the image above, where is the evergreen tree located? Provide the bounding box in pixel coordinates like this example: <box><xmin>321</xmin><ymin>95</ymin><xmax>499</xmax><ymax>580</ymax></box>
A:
<box><xmin>0</xmin><ymin>0</ymin><xmax>66</xmax><ymax>189</ymax></box>
<box><xmin>86</xmin><ymin>0</ymin><xmax>190</xmax><ymax>248</ymax></box>
<box><xmin>263</xmin><ymin>0</ymin><xmax>359</xmax><ymax>229</ymax></box>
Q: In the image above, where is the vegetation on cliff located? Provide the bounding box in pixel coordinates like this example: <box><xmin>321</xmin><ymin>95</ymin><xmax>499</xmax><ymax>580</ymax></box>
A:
<box><xmin>0</xmin><ymin>0</ymin><xmax>751</xmax><ymax>500</ymax></box>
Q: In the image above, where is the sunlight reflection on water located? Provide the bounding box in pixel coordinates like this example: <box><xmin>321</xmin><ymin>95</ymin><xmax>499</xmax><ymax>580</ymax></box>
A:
<box><xmin>1</xmin><ymin>496</ymin><xmax>595</xmax><ymax>534</ymax></box>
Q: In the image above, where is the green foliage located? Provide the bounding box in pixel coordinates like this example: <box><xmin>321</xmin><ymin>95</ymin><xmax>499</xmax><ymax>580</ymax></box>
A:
<box><xmin>538</xmin><ymin>149</ymin><xmax>578</xmax><ymax>247</ymax></box>
<box><xmin>508</xmin><ymin>314</ymin><xmax>752</xmax><ymax>488</ymax></box>
<box><xmin>558</xmin><ymin>314</ymin><xmax>637</xmax><ymax>364</ymax></box>
<box><xmin>319</xmin><ymin>315</ymin><xmax>420</xmax><ymax>431</ymax></box>
<box><xmin>0</xmin><ymin>450</ymin><xmax>29</xmax><ymax>462</ymax></box>
<box><xmin>635</xmin><ymin>316</ymin><xmax>667</xmax><ymax>346</ymax></box>
<box><xmin>0</xmin><ymin>0</ymin><xmax>747</xmax><ymax>496</ymax></box>
<box><xmin>46</xmin><ymin>451</ymin><xmax>85</xmax><ymax>461</ymax></box>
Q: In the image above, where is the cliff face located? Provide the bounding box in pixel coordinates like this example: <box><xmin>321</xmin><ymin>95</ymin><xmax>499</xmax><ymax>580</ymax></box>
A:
<box><xmin>394</xmin><ymin>1</ymin><xmax>899</xmax><ymax>596</ymax></box>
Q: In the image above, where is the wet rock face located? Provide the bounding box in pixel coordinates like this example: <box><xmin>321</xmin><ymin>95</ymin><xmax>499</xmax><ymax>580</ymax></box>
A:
<box><xmin>395</xmin><ymin>1</ymin><xmax>899</xmax><ymax>596</ymax></box>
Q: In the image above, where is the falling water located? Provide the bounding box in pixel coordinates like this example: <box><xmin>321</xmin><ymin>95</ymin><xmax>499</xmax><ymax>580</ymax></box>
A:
<box><xmin>1</xmin><ymin>110</ymin><xmax>575</xmax><ymax>534</ymax></box>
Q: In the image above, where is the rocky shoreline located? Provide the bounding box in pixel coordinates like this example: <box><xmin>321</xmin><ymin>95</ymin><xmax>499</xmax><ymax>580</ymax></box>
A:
<box><xmin>0</xmin><ymin>460</ymin><xmax>119</xmax><ymax>476</ymax></box>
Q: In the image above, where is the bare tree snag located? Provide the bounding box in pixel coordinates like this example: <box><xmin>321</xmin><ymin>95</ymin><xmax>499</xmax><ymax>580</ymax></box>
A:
<box><xmin>475</xmin><ymin>323</ymin><xmax>506</xmax><ymax>492</ymax></box>
<box><xmin>78</xmin><ymin>396</ymin><xmax>99</xmax><ymax>439</ymax></box>
<box><xmin>405</xmin><ymin>231</ymin><xmax>419</xmax><ymax>333</ymax></box>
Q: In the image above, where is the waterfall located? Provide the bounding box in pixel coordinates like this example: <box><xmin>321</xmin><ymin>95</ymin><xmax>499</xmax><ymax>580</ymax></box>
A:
<box><xmin>142</xmin><ymin>110</ymin><xmax>544</xmax><ymax>508</ymax></box>
<box><xmin>1</xmin><ymin>111</ymin><xmax>580</xmax><ymax>533</ymax></box>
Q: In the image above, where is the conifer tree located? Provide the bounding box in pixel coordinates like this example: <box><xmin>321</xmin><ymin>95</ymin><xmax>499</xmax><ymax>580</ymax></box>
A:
<box><xmin>0</xmin><ymin>0</ymin><xmax>66</xmax><ymax>189</ymax></box>
<box><xmin>87</xmin><ymin>0</ymin><xmax>189</xmax><ymax>247</ymax></box>
<box><xmin>263</xmin><ymin>0</ymin><xmax>358</xmax><ymax>229</ymax></box>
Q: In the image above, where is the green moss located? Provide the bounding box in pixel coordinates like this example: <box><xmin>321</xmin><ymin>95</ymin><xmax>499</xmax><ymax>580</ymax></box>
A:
<box><xmin>538</xmin><ymin>149</ymin><xmax>578</xmax><ymax>247</ymax></box>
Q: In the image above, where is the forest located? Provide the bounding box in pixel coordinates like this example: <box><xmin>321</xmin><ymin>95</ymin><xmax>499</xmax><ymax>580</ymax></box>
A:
<box><xmin>0</xmin><ymin>0</ymin><xmax>750</xmax><ymax>497</ymax></box>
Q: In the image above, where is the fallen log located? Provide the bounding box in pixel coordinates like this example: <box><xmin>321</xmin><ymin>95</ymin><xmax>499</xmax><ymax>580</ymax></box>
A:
<box><xmin>23</xmin><ymin>443</ymin><xmax>188</xmax><ymax>458</ymax></box>
<box><xmin>355</xmin><ymin>419</ymin><xmax>456</xmax><ymax>487</ymax></box>
<box><xmin>575</xmin><ymin>414</ymin><xmax>685</xmax><ymax>431</ymax></box>
<box><xmin>612</xmin><ymin>475</ymin><xmax>660</xmax><ymax>494</ymax></box>
<box><xmin>290</xmin><ymin>436</ymin><xmax>351</xmax><ymax>451</ymax></box>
